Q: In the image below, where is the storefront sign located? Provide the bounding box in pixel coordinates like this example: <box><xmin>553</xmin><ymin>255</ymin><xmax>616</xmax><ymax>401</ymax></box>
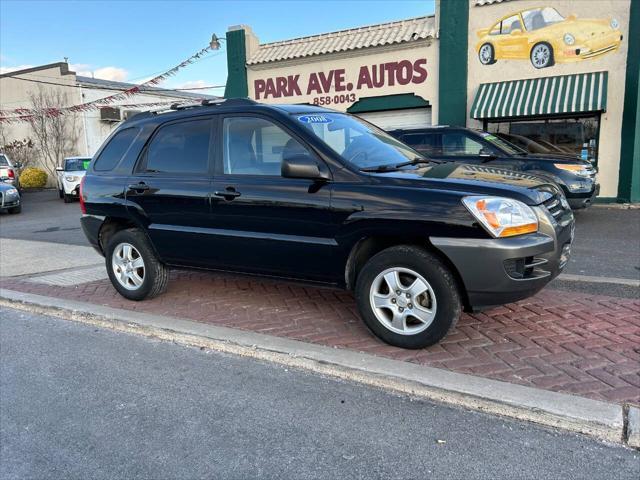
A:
<box><xmin>253</xmin><ymin>59</ymin><xmax>428</xmax><ymax>106</ymax></box>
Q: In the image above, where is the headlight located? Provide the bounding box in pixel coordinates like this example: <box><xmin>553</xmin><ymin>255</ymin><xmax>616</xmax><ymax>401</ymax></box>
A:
<box><xmin>462</xmin><ymin>196</ymin><xmax>538</xmax><ymax>238</ymax></box>
<box><xmin>6</xmin><ymin>188</ymin><xmax>18</xmax><ymax>195</ymax></box>
<box><xmin>554</xmin><ymin>163</ymin><xmax>591</xmax><ymax>177</ymax></box>
<box><xmin>65</xmin><ymin>175</ymin><xmax>78</xmax><ymax>182</ymax></box>
<box><xmin>610</xmin><ymin>18</ymin><xmax>619</xmax><ymax>29</ymax></box>
<box><xmin>563</xmin><ymin>33</ymin><xmax>575</xmax><ymax>45</ymax></box>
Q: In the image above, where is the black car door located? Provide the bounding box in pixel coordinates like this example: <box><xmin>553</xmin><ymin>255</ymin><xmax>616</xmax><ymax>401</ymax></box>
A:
<box><xmin>208</xmin><ymin>114</ymin><xmax>337</xmax><ymax>281</ymax></box>
<box><xmin>125</xmin><ymin>116</ymin><xmax>216</xmax><ymax>266</ymax></box>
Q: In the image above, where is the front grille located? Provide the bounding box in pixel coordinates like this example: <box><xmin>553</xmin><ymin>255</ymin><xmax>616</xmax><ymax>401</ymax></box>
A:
<box><xmin>543</xmin><ymin>194</ymin><xmax>564</xmax><ymax>220</ymax></box>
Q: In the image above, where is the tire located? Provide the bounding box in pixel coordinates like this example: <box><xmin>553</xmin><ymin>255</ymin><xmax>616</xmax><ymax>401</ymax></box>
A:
<box><xmin>63</xmin><ymin>193</ymin><xmax>73</xmax><ymax>203</ymax></box>
<box><xmin>355</xmin><ymin>245</ymin><xmax>461</xmax><ymax>349</ymax></box>
<box><xmin>478</xmin><ymin>43</ymin><xmax>496</xmax><ymax>65</ymax></box>
<box><xmin>8</xmin><ymin>204</ymin><xmax>21</xmax><ymax>214</ymax></box>
<box><xmin>58</xmin><ymin>188</ymin><xmax>64</xmax><ymax>199</ymax></box>
<box><xmin>105</xmin><ymin>228</ymin><xmax>169</xmax><ymax>301</ymax></box>
<box><xmin>530</xmin><ymin>42</ymin><xmax>554</xmax><ymax>69</ymax></box>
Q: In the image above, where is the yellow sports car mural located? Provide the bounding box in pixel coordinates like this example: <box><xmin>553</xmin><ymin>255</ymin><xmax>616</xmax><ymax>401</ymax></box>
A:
<box><xmin>476</xmin><ymin>6</ymin><xmax>623</xmax><ymax>69</ymax></box>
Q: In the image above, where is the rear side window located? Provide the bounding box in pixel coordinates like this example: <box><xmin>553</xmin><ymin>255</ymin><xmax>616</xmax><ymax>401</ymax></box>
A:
<box><xmin>143</xmin><ymin>119</ymin><xmax>211</xmax><ymax>174</ymax></box>
<box><xmin>0</xmin><ymin>155</ymin><xmax>9</xmax><ymax>166</ymax></box>
<box><xmin>402</xmin><ymin>133</ymin><xmax>440</xmax><ymax>156</ymax></box>
<box><xmin>94</xmin><ymin>128</ymin><xmax>137</xmax><ymax>171</ymax></box>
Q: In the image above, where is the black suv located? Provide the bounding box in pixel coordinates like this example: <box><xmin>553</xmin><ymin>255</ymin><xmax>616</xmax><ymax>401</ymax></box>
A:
<box><xmin>389</xmin><ymin>126</ymin><xmax>599</xmax><ymax>209</ymax></box>
<box><xmin>80</xmin><ymin>99</ymin><xmax>574</xmax><ymax>349</ymax></box>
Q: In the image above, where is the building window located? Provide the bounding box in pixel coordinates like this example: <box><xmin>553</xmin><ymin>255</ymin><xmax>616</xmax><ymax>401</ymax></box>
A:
<box><xmin>487</xmin><ymin>116</ymin><xmax>600</xmax><ymax>164</ymax></box>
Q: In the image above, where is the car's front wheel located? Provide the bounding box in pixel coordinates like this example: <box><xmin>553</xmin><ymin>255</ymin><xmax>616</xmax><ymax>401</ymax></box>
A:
<box><xmin>478</xmin><ymin>43</ymin><xmax>496</xmax><ymax>65</ymax></box>
<box><xmin>105</xmin><ymin>228</ymin><xmax>168</xmax><ymax>301</ymax></box>
<box><xmin>8</xmin><ymin>205</ymin><xmax>21</xmax><ymax>214</ymax></box>
<box><xmin>530</xmin><ymin>42</ymin><xmax>554</xmax><ymax>69</ymax></box>
<box><xmin>355</xmin><ymin>245</ymin><xmax>461</xmax><ymax>349</ymax></box>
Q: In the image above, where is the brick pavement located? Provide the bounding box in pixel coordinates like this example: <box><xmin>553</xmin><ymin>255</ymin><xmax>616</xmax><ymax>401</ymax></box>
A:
<box><xmin>2</xmin><ymin>270</ymin><xmax>639</xmax><ymax>405</ymax></box>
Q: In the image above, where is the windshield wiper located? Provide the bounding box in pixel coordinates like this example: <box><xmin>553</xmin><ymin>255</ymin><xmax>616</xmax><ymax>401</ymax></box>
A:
<box><xmin>359</xmin><ymin>157</ymin><xmax>438</xmax><ymax>173</ymax></box>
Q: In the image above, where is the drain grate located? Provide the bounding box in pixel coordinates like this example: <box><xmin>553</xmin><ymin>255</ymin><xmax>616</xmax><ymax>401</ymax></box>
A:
<box><xmin>25</xmin><ymin>266</ymin><xmax>108</xmax><ymax>287</ymax></box>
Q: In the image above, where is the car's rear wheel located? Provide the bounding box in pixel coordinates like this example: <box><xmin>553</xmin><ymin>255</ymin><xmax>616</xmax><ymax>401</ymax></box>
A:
<box><xmin>355</xmin><ymin>245</ymin><xmax>461</xmax><ymax>349</ymax></box>
<box><xmin>530</xmin><ymin>42</ymin><xmax>554</xmax><ymax>68</ymax></box>
<box><xmin>478</xmin><ymin>43</ymin><xmax>496</xmax><ymax>65</ymax></box>
<box><xmin>105</xmin><ymin>228</ymin><xmax>168</xmax><ymax>301</ymax></box>
<box><xmin>58</xmin><ymin>188</ymin><xmax>64</xmax><ymax>199</ymax></box>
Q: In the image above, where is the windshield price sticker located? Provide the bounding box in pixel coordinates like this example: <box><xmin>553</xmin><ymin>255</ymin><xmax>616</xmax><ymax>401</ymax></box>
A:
<box><xmin>298</xmin><ymin>115</ymin><xmax>333</xmax><ymax>124</ymax></box>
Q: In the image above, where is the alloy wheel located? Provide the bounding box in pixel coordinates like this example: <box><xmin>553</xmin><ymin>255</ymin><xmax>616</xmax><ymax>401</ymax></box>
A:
<box><xmin>112</xmin><ymin>242</ymin><xmax>145</xmax><ymax>290</ymax></box>
<box><xmin>369</xmin><ymin>267</ymin><xmax>437</xmax><ymax>335</ymax></box>
<box><xmin>531</xmin><ymin>44</ymin><xmax>551</xmax><ymax>68</ymax></box>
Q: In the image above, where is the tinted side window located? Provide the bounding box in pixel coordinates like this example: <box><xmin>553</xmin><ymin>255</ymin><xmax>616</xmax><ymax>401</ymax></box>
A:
<box><xmin>145</xmin><ymin>119</ymin><xmax>211</xmax><ymax>174</ymax></box>
<box><xmin>402</xmin><ymin>133</ymin><xmax>441</xmax><ymax>155</ymax></box>
<box><xmin>94</xmin><ymin>128</ymin><xmax>137</xmax><ymax>171</ymax></box>
<box><xmin>223</xmin><ymin>117</ymin><xmax>309</xmax><ymax>176</ymax></box>
<box><xmin>441</xmin><ymin>133</ymin><xmax>487</xmax><ymax>156</ymax></box>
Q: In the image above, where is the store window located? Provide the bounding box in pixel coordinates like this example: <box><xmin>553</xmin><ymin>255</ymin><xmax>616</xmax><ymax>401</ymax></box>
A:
<box><xmin>487</xmin><ymin>116</ymin><xmax>600</xmax><ymax>163</ymax></box>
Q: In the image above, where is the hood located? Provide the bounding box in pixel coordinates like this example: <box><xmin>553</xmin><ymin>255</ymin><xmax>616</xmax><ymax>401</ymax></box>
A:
<box><xmin>543</xmin><ymin>18</ymin><xmax>615</xmax><ymax>35</ymax></box>
<box><xmin>369</xmin><ymin>163</ymin><xmax>559</xmax><ymax>205</ymax></box>
<box><xmin>0</xmin><ymin>181</ymin><xmax>18</xmax><ymax>191</ymax></box>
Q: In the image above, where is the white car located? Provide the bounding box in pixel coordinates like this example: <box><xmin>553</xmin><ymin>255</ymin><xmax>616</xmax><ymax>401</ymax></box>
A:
<box><xmin>56</xmin><ymin>156</ymin><xmax>91</xmax><ymax>203</ymax></box>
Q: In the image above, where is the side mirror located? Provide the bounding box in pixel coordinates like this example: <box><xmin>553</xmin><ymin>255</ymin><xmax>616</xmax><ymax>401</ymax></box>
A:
<box><xmin>13</xmin><ymin>162</ymin><xmax>22</xmax><ymax>169</ymax></box>
<box><xmin>281</xmin><ymin>154</ymin><xmax>329</xmax><ymax>181</ymax></box>
<box><xmin>510</xmin><ymin>29</ymin><xmax>522</xmax><ymax>36</ymax></box>
<box><xmin>56</xmin><ymin>167</ymin><xmax>63</xmax><ymax>172</ymax></box>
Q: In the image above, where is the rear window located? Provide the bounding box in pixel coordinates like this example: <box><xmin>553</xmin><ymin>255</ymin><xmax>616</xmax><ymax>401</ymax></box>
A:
<box><xmin>93</xmin><ymin>128</ymin><xmax>138</xmax><ymax>171</ymax></box>
<box><xmin>0</xmin><ymin>154</ymin><xmax>9</xmax><ymax>166</ymax></box>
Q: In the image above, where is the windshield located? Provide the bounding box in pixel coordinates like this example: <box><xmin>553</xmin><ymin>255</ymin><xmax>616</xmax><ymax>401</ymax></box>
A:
<box><xmin>65</xmin><ymin>158</ymin><xmax>91</xmax><ymax>171</ymax></box>
<box><xmin>523</xmin><ymin>7</ymin><xmax>565</xmax><ymax>31</ymax></box>
<box><xmin>295</xmin><ymin>113</ymin><xmax>422</xmax><ymax>169</ymax></box>
<box><xmin>477</xmin><ymin>131</ymin><xmax>525</xmax><ymax>155</ymax></box>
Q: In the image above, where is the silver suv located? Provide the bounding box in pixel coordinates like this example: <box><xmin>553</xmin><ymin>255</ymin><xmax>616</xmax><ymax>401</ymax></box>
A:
<box><xmin>0</xmin><ymin>153</ymin><xmax>20</xmax><ymax>189</ymax></box>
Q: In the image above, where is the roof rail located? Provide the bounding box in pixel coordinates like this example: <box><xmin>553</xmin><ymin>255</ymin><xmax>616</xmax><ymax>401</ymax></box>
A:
<box><xmin>201</xmin><ymin>97</ymin><xmax>258</xmax><ymax>107</ymax></box>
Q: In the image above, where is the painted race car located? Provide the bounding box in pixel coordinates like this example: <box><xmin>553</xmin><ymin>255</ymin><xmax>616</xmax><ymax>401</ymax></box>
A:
<box><xmin>476</xmin><ymin>6</ymin><xmax>623</xmax><ymax>69</ymax></box>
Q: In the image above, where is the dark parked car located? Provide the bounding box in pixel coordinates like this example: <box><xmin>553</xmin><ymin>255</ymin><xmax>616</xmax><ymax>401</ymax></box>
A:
<box><xmin>80</xmin><ymin>99</ymin><xmax>574</xmax><ymax>349</ymax></box>
<box><xmin>0</xmin><ymin>182</ymin><xmax>21</xmax><ymax>214</ymax></box>
<box><xmin>389</xmin><ymin>126</ymin><xmax>598</xmax><ymax>209</ymax></box>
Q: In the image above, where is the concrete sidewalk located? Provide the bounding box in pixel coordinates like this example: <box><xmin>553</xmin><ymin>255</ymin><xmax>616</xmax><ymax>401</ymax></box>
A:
<box><xmin>0</xmin><ymin>238</ymin><xmax>102</xmax><ymax>277</ymax></box>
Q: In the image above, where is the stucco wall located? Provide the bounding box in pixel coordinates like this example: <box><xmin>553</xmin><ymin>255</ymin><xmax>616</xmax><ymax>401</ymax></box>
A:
<box><xmin>247</xmin><ymin>41</ymin><xmax>439</xmax><ymax>123</ymax></box>
<box><xmin>466</xmin><ymin>0</ymin><xmax>632</xmax><ymax>197</ymax></box>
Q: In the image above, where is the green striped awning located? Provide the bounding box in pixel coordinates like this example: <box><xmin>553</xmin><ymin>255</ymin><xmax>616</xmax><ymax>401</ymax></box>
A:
<box><xmin>471</xmin><ymin>71</ymin><xmax>608</xmax><ymax>120</ymax></box>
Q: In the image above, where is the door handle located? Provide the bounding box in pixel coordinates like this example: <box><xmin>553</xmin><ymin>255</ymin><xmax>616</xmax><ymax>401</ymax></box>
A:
<box><xmin>128</xmin><ymin>182</ymin><xmax>150</xmax><ymax>192</ymax></box>
<box><xmin>214</xmin><ymin>187</ymin><xmax>241</xmax><ymax>200</ymax></box>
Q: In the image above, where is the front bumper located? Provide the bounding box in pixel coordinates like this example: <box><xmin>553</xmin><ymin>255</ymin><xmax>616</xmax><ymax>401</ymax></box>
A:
<box><xmin>567</xmin><ymin>183</ymin><xmax>599</xmax><ymax>209</ymax></box>
<box><xmin>431</xmin><ymin>204</ymin><xmax>574</xmax><ymax>310</ymax></box>
<box><xmin>62</xmin><ymin>178</ymin><xmax>82</xmax><ymax>196</ymax></box>
<box><xmin>0</xmin><ymin>191</ymin><xmax>21</xmax><ymax>210</ymax></box>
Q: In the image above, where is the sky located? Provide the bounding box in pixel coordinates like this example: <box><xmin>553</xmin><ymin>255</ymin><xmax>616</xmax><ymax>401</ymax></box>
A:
<box><xmin>0</xmin><ymin>0</ymin><xmax>434</xmax><ymax>97</ymax></box>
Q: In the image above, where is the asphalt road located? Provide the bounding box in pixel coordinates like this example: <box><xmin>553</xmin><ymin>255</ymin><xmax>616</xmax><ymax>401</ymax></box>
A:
<box><xmin>1</xmin><ymin>306</ymin><xmax>638</xmax><ymax>480</ymax></box>
<box><xmin>1</xmin><ymin>189</ymin><xmax>638</xmax><ymax>284</ymax></box>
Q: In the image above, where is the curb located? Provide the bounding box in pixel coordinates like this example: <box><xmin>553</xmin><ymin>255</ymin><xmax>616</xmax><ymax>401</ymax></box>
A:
<box><xmin>0</xmin><ymin>288</ymin><xmax>634</xmax><ymax>448</ymax></box>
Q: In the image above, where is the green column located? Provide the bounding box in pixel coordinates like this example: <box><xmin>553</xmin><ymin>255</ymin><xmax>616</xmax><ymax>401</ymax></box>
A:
<box><xmin>618</xmin><ymin>0</ymin><xmax>640</xmax><ymax>202</ymax></box>
<box><xmin>224</xmin><ymin>28</ymin><xmax>248</xmax><ymax>99</ymax></box>
<box><xmin>438</xmin><ymin>0</ymin><xmax>469</xmax><ymax>126</ymax></box>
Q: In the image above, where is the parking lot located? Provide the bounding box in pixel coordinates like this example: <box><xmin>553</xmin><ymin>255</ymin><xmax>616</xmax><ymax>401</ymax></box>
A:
<box><xmin>1</xmin><ymin>189</ymin><xmax>638</xmax><ymax>406</ymax></box>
